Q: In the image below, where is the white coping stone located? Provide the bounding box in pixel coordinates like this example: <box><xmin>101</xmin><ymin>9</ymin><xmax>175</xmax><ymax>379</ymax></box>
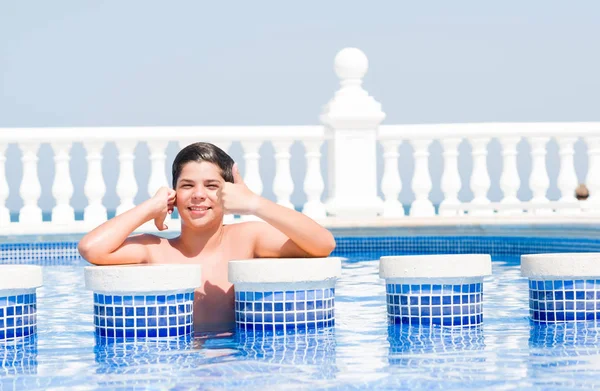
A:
<box><xmin>0</xmin><ymin>266</ymin><xmax>43</xmax><ymax>291</ymax></box>
<box><xmin>84</xmin><ymin>264</ymin><xmax>202</xmax><ymax>294</ymax></box>
<box><xmin>379</xmin><ymin>254</ymin><xmax>492</xmax><ymax>279</ymax></box>
<box><xmin>228</xmin><ymin>258</ymin><xmax>342</xmax><ymax>285</ymax></box>
<box><xmin>521</xmin><ymin>252</ymin><xmax>600</xmax><ymax>278</ymax></box>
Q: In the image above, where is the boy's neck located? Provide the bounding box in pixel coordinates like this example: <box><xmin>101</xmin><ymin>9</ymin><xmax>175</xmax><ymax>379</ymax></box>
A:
<box><xmin>176</xmin><ymin>220</ymin><xmax>225</xmax><ymax>257</ymax></box>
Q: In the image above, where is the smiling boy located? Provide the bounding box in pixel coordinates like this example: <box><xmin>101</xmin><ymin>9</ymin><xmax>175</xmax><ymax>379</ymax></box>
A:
<box><xmin>77</xmin><ymin>142</ymin><xmax>336</xmax><ymax>333</ymax></box>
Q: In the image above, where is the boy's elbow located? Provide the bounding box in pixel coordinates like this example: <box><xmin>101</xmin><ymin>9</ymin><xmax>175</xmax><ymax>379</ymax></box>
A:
<box><xmin>77</xmin><ymin>240</ymin><xmax>104</xmax><ymax>265</ymax></box>
<box><xmin>316</xmin><ymin>233</ymin><xmax>336</xmax><ymax>257</ymax></box>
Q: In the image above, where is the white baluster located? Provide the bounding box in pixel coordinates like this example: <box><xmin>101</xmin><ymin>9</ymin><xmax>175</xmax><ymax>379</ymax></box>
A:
<box><xmin>528</xmin><ymin>137</ymin><xmax>551</xmax><ymax>215</ymax></box>
<box><xmin>439</xmin><ymin>138</ymin><xmax>462</xmax><ymax>216</ymax></box>
<box><xmin>241</xmin><ymin>141</ymin><xmax>263</xmax><ymax>221</ymax></box>
<box><xmin>469</xmin><ymin>137</ymin><xmax>492</xmax><ymax>216</ymax></box>
<box><xmin>585</xmin><ymin>136</ymin><xmax>600</xmax><ymax>213</ymax></box>
<box><xmin>272</xmin><ymin>140</ymin><xmax>294</xmax><ymax>210</ymax></box>
<box><xmin>302</xmin><ymin>140</ymin><xmax>326</xmax><ymax>219</ymax></box>
<box><xmin>381</xmin><ymin>140</ymin><xmax>404</xmax><ymax>217</ymax></box>
<box><xmin>409</xmin><ymin>139</ymin><xmax>434</xmax><ymax>216</ymax></box>
<box><xmin>116</xmin><ymin>141</ymin><xmax>138</xmax><ymax>215</ymax></box>
<box><xmin>83</xmin><ymin>141</ymin><xmax>107</xmax><ymax>224</ymax></box>
<box><xmin>557</xmin><ymin>137</ymin><xmax>578</xmax><ymax>201</ymax></box>
<box><xmin>0</xmin><ymin>143</ymin><xmax>10</xmax><ymax>225</ymax></box>
<box><xmin>147</xmin><ymin>140</ymin><xmax>169</xmax><ymax>196</ymax></box>
<box><xmin>51</xmin><ymin>142</ymin><xmax>74</xmax><ymax>224</ymax></box>
<box><xmin>499</xmin><ymin>136</ymin><xmax>522</xmax><ymax>215</ymax></box>
<box><xmin>18</xmin><ymin>142</ymin><xmax>42</xmax><ymax>224</ymax></box>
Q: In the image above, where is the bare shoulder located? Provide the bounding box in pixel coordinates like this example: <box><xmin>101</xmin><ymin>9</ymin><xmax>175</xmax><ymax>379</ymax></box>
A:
<box><xmin>224</xmin><ymin>221</ymin><xmax>270</xmax><ymax>236</ymax></box>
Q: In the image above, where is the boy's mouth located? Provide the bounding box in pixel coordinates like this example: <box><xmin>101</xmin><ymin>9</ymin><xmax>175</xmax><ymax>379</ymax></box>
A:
<box><xmin>188</xmin><ymin>206</ymin><xmax>211</xmax><ymax>217</ymax></box>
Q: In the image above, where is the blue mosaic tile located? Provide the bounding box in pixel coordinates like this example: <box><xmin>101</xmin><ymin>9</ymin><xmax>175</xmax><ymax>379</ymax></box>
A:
<box><xmin>93</xmin><ymin>292</ymin><xmax>194</xmax><ymax>340</ymax></box>
<box><xmin>234</xmin><ymin>288</ymin><xmax>335</xmax><ymax>333</ymax></box>
<box><xmin>385</xmin><ymin>282</ymin><xmax>483</xmax><ymax>327</ymax></box>
<box><xmin>528</xmin><ymin>279</ymin><xmax>600</xmax><ymax>323</ymax></box>
<box><xmin>0</xmin><ymin>293</ymin><xmax>37</xmax><ymax>341</ymax></box>
<box><xmin>0</xmin><ymin>241</ymin><xmax>81</xmax><ymax>265</ymax></box>
<box><xmin>0</xmin><ymin>335</ymin><xmax>37</xmax><ymax>376</ymax></box>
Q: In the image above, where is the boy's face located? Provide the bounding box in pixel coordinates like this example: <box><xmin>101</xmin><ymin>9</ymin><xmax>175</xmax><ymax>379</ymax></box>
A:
<box><xmin>175</xmin><ymin>161</ymin><xmax>225</xmax><ymax>228</ymax></box>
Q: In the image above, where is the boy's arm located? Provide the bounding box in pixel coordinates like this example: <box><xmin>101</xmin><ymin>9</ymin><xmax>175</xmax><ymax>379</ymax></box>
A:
<box><xmin>221</xmin><ymin>165</ymin><xmax>335</xmax><ymax>258</ymax></box>
<box><xmin>77</xmin><ymin>187</ymin><xmax>175</xmax><ymax>265</ymax></box>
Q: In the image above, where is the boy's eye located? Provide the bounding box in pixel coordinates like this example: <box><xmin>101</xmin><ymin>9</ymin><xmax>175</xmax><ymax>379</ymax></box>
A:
<box><xmin>207</xmin><ymin>185</ymin><xmax>219</xmax><ymax>189</ymax></box>
<box><xmin>181</xmin><ymin>184</ymin><xmax>193</xmax><ymax>188</ymax></box>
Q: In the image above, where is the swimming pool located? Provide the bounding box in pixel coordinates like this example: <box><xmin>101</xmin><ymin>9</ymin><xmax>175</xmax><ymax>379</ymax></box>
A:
<box><xmin>2</xmin><ymin>227</ymin><xmax>600</xmax><ymax>390</ymax></box>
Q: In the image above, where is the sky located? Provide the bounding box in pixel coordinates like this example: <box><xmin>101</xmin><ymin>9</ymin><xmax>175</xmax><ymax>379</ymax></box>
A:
<box><xmin>1</xmin><ymin>1</ymin><xmax>600</xmax><ymax>213</ymax></box>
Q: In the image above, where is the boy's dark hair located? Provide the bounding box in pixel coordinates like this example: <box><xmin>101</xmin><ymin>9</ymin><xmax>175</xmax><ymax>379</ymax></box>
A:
<box><xmin>172</xmin><ymin>142</ymin><xmax>235</xmax><ymax>187</ymax></box>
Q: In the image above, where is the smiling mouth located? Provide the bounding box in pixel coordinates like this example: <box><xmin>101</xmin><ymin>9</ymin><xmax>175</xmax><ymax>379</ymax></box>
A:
<box><xmin>188</xmin><ymin>206</ymin><xmax>211</xmax><ymax>212</ymax></box>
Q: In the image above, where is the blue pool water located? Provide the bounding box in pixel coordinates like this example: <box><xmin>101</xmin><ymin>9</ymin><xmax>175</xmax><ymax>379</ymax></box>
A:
<box><xmin>3</xmin><ymin>233</ymin><xmax>600</xmax><ymax>390</ymax></box>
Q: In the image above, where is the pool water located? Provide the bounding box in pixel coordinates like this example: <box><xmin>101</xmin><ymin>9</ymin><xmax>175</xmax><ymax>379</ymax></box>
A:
<box><xmin>3</xmin><ymin>255</ymin><xmax>600</xmax><ymax>390</ymax></box>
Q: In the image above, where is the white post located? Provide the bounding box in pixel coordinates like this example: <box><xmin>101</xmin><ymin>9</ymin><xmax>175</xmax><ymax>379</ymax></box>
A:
<box><xmin>19</xmin><ymin>142</ymin><xmax>43</xmax><ymax>224</ymax></box>
<box><xmin>381</xmin><ymin>140</ymin><xmax>404</xmax><ymax>217</ymax></box>
<box><xmin>0</xmin><ymin>143</ymin><xmax>10</xmax><ymax>225</ymax></box>
<box><xmin>585</xmin><ymin>136</ymin><xmax>600</xmax><ymax>210</ymax></box>
<box><xmin>272</xmin><ymin>140</ymin><xmax>294</xmax><ymax>210</ymax></box>
<box><xmin>528</xmin><ymin>137</ymin><xmax>551</xmax><ymax>214</ymax></box>
<box><xmin>116</xmin><ymin>141</ymin><xmax>138</xmax><ymax>215</ymax></box>
<box><xmin>51</xmin><ymin>142</ymin><xmax>75</xmax><ymax>224</ymax></box>
<box><xmin>499</xmin><ymin>136</ymin><xmax>522</xmax><ymax>214</ymax></box>
<box><xmin>302</xmin><ymin>140</ymin><xmax>326</xmax><ymax>219</ymax></box>
<box><xmin>556</xmin><ymin>137</ymin><xmax>578</xmax><ymax>203</ymax></box>
<box><xmin>469</xmin><ymin>137</ymin><xmax>492</xmax><ymax>216</ymax></box>
<box><xmin>147</xmin><ymin>140</ymin><xmax>169</xmax><ymax>196</ymax></box>
<box><xmin>241</xmin><ymin>141</ymin><xmax>263</xmax><ymax>222</ymax></box>
<box><xmin>409</xmin><ymin>139</ymin><xmax>434</xmax><ymax>216</ymax></box>
<box><xmin>439</xmin><ymin>138</ymin><xmax>462</xmax><ymax>216</ymax></box>
<box><xmin>320</xmin><ymin>48</ymin><xmax>385</xmax><ymax>218</ymax></box>
<box><xmin>83</xmin><ymin>141</ymin><xmax>107</xmax><ymax>224</ymax></box>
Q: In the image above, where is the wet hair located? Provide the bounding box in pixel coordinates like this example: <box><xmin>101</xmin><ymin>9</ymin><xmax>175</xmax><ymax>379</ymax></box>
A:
<box><xmin>172</xmin><ymin>142</ymin><xmax>234</xmax><ymax>188</ymax></box>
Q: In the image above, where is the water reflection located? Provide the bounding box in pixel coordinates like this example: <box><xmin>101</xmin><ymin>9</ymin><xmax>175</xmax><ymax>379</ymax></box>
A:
<box><xmin>235</xmin><ymin>328</ymin><xmax>337</xmax><ymax>367</ymax></box>
<box><xmin>0</xmin><ymin>335</ymin><xmax>38</xmax><ymax>376</ymax></box>
<box><xmin>528</xmin><ymin>322</ymin><xmax>600</xmax><ymax>389</ymax></box>
<box><xmin>387</xmin><ymin>325</ymin><xmax>487</xmax><ymax>381</ymax></box>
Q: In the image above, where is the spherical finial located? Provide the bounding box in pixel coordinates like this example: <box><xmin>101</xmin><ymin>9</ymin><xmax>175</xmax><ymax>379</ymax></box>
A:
<box><xmin>334</xmin><ymin>48</ymin><xmax>368</xmax><ymax>81</ymax></box>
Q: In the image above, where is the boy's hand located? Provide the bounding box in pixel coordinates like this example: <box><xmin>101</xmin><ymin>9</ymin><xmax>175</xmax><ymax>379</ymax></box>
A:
<box><xmin>220</xmin><ymin>164</ymin><xmax>260</xmax><ymax>215</ymax></box>
<box><xmin>150</xmin><ymin>187</ymin><xmax>176</xmax><ymax>230</ymax></box>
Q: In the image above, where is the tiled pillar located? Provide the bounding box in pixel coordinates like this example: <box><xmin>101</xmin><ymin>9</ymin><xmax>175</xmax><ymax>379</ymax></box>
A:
<box><xmin>522</xmin><ymin>253</ymin><xmax>600</xmax><ymax>323</ymax></box>
<box><xmin>379</xmin><ymin>254</ymin><xmax>492</xmax><ymax>327</ymax></box>
<box><xmin>0</xmin><ymin>266</ymin><xmax>43</xmax><ymax>341</ymax></box>
<box><xmin>84</xmin><ymin>265</ymin><xmax>201</xmax><ymax>341</ymax></box>
<box><xmin>228</xmin><ymin>258</ymin><xmax>342</xmax><ymax>333</ymax></box>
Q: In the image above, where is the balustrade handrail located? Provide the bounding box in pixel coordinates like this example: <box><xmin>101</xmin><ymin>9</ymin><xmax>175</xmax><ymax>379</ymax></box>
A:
<box><xmin>379</xmin><ymin>122</ymin><xmax>600</xmax><ymax>140</ymax></box>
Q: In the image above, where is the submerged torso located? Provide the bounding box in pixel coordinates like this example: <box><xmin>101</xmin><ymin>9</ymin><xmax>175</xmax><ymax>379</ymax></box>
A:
<box><xmin>146</xmin><ymin>224</ymin><xmax>255</xmax><ymax>334</ymax></box>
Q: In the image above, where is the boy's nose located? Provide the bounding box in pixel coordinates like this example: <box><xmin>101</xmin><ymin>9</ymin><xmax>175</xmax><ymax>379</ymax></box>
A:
<box><xmin>192</xmin><ymin>188</ymin><xmax>207</xmax><ymax>200</ymax></box>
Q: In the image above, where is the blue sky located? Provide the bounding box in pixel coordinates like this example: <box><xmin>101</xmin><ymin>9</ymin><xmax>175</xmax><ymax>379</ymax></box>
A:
<box><xmin>1</xmin><ymin>1</ymin><xmax>599</xmax><ymax>211</ymax></box>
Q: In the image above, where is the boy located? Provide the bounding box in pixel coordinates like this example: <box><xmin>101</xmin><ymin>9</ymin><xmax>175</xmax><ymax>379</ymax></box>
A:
<box><xmin>78</xmin><ymin>142</ymin><xmax>336</xmax><ymax>333</ymax></box>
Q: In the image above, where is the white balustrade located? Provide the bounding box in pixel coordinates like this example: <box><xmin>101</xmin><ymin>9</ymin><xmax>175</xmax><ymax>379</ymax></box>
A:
<box><xmin>380</xmin><ymin>139</ymin><xmax>404</xmax><ymax>218</ymax></box>
<box><xmin>51</xmin><ymin>142</ymin><xmax>75</xmax><ymax>223</ymax></box>
<box><xmin>468</xmin><ymin>137</ymin><xmax>492</xmax><ymax>216</ymax></box>
<box><xmin>585</xmin><ymin>136</ymin><xmax>600</xmax><ymax>212</ymax></box>
<box><xmin>499</xmin><ymin>137</ymin><xmax>521</xmax><ymax>214</ymax></box>
<box><xmin>2</xmin><ymin>49</ymin><xmax>600</xmax><ymax>235</ymax></box>
<box><xmin>272</xmin><ymin>140</ymin><xmax>294</xmax><ymax>209</ymax></box>
<box><xmin>302</xmin><ymin>140</ymin><xmax>326</xmax><ymax>219</ymax></box>
<box><xmin>439</xmin><ymin>138</ymin><xmax>462</xmax><ymax>216</ymax></box>
<box><xmin>410</xmin><ymin>139</ymin><xmax>434</xmax><ymax>217</ymax></box>
<box><xmin>19</xmin><ymin>142</ymin><xmax>42</xmax><ymax>224</ymax></box>
<box><xmin>83</xmin><ymin>141</ymin><xmax>107</xmax><ymax>224</ymax></box>
<box><xmin>0</xmin><ymin>143</ymin><xmax>9</xmax><ymax>224</ymax></box>
<box><xmin>528</xmin><ymin>137</ymin><xmax>551</xmax><ymax>213</ymax></box>
<box><xmin>115</xmin><ymin>141</ymin><xmax>138</xmax><ymax>216</ymax></box>
<box><xmin>556</xmin><ymin>137</ymin><xmax>578</xmax><ymax>203</ymax></box>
